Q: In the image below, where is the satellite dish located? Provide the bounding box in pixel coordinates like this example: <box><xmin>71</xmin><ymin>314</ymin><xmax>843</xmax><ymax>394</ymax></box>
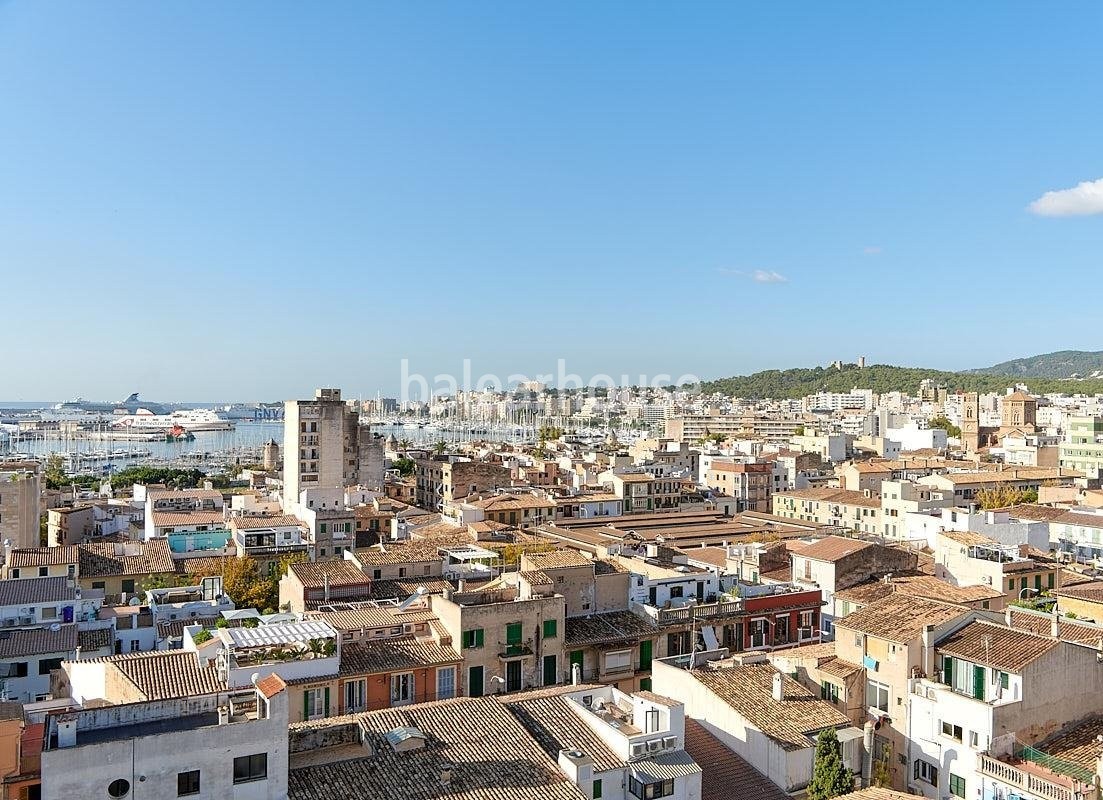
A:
<box><xmin>129</xmin><ymin>597</ymin><xmax>142</xmax><ymax>606</ymax></box>
<box><xmin>49</xmin><ymin>623</ymin><xmax>61</xmax><ymax>632</ymax></box>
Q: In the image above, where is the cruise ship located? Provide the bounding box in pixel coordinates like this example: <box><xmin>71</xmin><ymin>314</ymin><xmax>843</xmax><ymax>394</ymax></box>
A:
<box><xmin>111</xmin><ymin>408</ymin><xmax>235</xmax><ymax>432</ymax></box>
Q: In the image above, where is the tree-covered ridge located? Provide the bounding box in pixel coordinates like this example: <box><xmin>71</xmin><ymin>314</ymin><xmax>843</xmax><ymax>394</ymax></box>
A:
<box><xmin>695</xmin><ymin>363</ymin><xmax>1103</xmax><ymax>400</ymax></box>
<box><xmin>969</xmin><ymin>350</ymin><xmax>1103</xmax><ymax>379</ymax></box>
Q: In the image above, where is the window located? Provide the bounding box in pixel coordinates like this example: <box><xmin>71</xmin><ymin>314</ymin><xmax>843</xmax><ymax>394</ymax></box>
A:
<box><xmin>92</xmin><ymin>581</ymin><xmax>105</xmax><ymax>590</ymax></box>
<box><xmin>593</xmin><ymin>779</ymin><xmax>603</xmax><ymax>799</ymax></box>
<box><xmin>949</xmin><ymin>773</ymin><xmax>965</xmax><ymax>798</ymax></box>
<box><xmin>605</xmin><ymin>650</ymin><xmax>632</xmax><ymax>672</ymax></box>
<box><xmin>38</xmin><ymin>657</ymin><xmax>62</xmax><ymax>676</ymax></box>
<box><xmin>437</xmin><ymin>666</ymin><xmax>456</xmax><ymax>700</ymax></box>
<box><xmin>344</xmin><ymin>680</ymin><xmax>366</xmax><ymax>713</ymax></box>
<box><xmin>233</xmin><ymin>753</ymin><xmax>267</xmax><ymax>784</ymax></box>
<box><xmin>121</xmin><ymin>579</ymin><xmax>135</xmax><ymax>594</ymax></box>
<box><xmin>867</xmin><ymin>680</ymin><xmax>889</xmax><ymax>713</ymax></box>
<box><xmin>670</xmin><ymin>585</ymin><xmax>684</xmax><ymax>599</ymax></box>
<box><xmin>38</xmin><ymin>567</ymin><xmax>47</xmax><ymax>577</ymax></box>
<box><xmin>628</xmin><ymin>776</ymin><xmax>675</xmax><ymax>799</ymax></box>
<box><xmin>821</xmin><ymin>681</ymin><xmax>839</xmax><ymax>703</ymax></box>
<box><xmin>107</xmin><ymin>779</ymin><xmax>131</xmax><ymax>798</ymax></box>
<box><xmin>391</xmin><ymin>672</ymin><xmax>414</xmax><ymax>705</ymax></box>
<box><xmin>506</xmin><ymin>622</ymin><xmax>523</xmax><ymax>645</ymax></box>
<box><xmin>999</xmin><ymin>671</ymin><xmax>1010</xmax><ymax>690</ymax></box>
<box><xmin>941</xmin><ymin>721</ymin><xmax>963</xmax><ymax>741</ymax></box>
<box><xmin>913</xmin><ymin>759</ymin><xmax>938</xmax><ymax>786</ymax></box>
<box><xmin>10</xmin><ymin>663</ymin><xmax>27</xmax><ymax>678</ymax></box>
<box><xmin>462</xmin><ymin>628</ymin><xmax>485</xmax><ymax>649</ymax></box>
<box><xmin>542</xmin><ymin>619</ymin><xmax>557</xmax><ymax>638</ymax></box>
<box><xmin>177</xmin><ymin>770</ymin><xmax>200</xmax><ymax>796</ymax></box>
<box><xmin>303</xmin><ymin>687</ymin><xmax>329</xmax><ymax>720</ymax></box>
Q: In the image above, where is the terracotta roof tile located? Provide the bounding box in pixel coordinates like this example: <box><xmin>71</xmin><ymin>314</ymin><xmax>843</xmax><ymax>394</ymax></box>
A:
<box><xmin>937</xmin><ymin>620</ymin><xmax>1058</xmax><ymax>673</ymax></box>
<box><xmin>690</xmin><ymin>664</ymin><xmax>850</xmax><ymax>751</ymax></box>
<box><xmin>684</xmin><ymin>718</ymin><xmax>790</xmax><ymax>800</ymax></box>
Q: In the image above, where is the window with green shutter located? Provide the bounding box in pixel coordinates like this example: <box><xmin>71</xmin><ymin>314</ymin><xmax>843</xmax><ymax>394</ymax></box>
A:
<box><xmin>972</xmin><ymin>664</ymin><xmax>985</xmax><ymax>700</ymax></box>
<box><xmin>506</xmin><ymin>622</ymin><xmax>523</xmax><ymax>645</ymax></box>
<box><xmin>1020</xmin><ymin>577</ymin><xmax>1027</xmax><ymax>591</ymax></box>
<box><xmin>1035</xmin><ymin>574</ymin><xmax>1042</xmax><ymax>591</ymax></box>
<box><xmin>1007</xmin><ymin>578</ymin><xmax>1014</xmax><ymax>591</ymax></box>
<box><xmin>1048</xmin><ymin>572</ymin><xmax>1055</xmax><ymax>590</ymax></box>
<box><xmin>542</xmin><ymin>619</ymin><xmax>557</xmax><ymax>638</ymax></box>
<box><xmin>942</xmin><ymin>655</ymin><xmax>953</xmax><ymax>685</ymax></box>
<box><xmin>463</xmin><ymin>628</ymin><xmax>484</xmax><ymax>649</ymax></box>
<box><xmin>949</xmin><ymin>773</ymin><xmax>965</xmax><ymax>798</ymax></box>
<box><xmin>593</xmin><ymin>779</ymin><xmax>603</xmax><ymax>799</ymax></box>
<box><xmin>1000</xmin><ymin>671</ymin><xmax>1009</xmax><ymax>690</ymax></box>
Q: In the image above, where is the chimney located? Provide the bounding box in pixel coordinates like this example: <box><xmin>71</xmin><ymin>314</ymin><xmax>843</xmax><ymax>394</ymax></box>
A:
<box><xmin>1051</xmin><ymin>609</ymin><xmax>1060</xmax><ymax>639</ymax></box>
<box><xmin>571</xmin><ymin>662</ymin><xmax>581</xmax><ymax>686</ymax></box>
<box><xmin>771</xmin><ymin>672</ymin><xmax>784</xmax><ymax>702</ymax></box>
<box><xmin>324</xmin><ymin>572</ymin><xmax>330</xmax><ymax>602</ymax></box>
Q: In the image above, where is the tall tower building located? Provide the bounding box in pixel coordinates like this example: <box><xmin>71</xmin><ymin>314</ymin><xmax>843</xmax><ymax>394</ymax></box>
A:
<box><xmin>960</xmin><ymin>392</ymin><xmax>980</xmax><ymax>454</ymax></box>
<box><xmin>0</xmin><ymin>461</ymin><xmax>43</xmax><ymax>549</ymax></box>
<box><xmin>283</xmin><ymin>388</ymin><xmax>365</xmax><ymax>502</ymax></box>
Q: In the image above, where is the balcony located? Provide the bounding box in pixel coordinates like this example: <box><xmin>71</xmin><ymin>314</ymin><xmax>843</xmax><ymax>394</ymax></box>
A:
<box><xmin>978</xmin><ymin>751</ymin><xmax>1097</xmax><ymax>800</ymax></box>
<box><xmin>655</xmin><ymin>600</ymin><xmax>743</xmax><ymax>625</ymax></box>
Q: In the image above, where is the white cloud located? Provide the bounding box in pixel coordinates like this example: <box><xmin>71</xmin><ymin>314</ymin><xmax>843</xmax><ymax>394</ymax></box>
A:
<box><xmin>863</xmin><ymin>245</ymin><xmax>882</xmax><ymax>255</ymax></box>
<box><xmin>717</xmin><ymin>268</ymin><xmax>789</xmax><ymax>284</ymax></box>
<box><xmin>1029</xmin><ymin>177</ymin><xmax>1103</xmax><ymax>217</ymax></box>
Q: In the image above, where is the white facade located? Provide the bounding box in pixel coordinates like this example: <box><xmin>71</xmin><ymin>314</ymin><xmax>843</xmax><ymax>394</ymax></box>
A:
<box><xmin>41</xmin><ymin>684</ymin><xmax>290</xmax><ymax>800</ymax></box>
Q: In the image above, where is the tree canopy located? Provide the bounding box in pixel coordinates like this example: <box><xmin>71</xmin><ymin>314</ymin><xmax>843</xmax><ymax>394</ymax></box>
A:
<box><xmin>807</xmin><ymin>728</ymin><xmax>854</xmax><ymax>800</ymax></box>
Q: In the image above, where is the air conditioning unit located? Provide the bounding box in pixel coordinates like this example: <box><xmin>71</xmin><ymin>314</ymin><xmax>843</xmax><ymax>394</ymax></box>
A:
<box><xmin>662</xmin><ymin>736</ymin><xmax>677</xmax><ymax>750</ymax></box>
<box><xmin>403</xmin><ymin>624</ymin><xmax>416</xmax><ymax>633</ymax></box>
<box><xmin>982</xmin><ymin>576</ymin><xmax>992</xmax><ymax>585</ymax></box>
<box><xmin>647</xmin><ymin>740</ymin><xmax>663</xmax><ymax>753</ymax></box>
<box><xmin>630</xmin><ymin>743</ymin><xmax>647</xmax><ymax>758</ymax></box>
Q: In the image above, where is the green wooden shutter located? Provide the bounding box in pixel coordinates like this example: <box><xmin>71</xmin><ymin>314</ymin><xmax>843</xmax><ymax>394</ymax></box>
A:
<box><xmin>593</xmin><ymin>779</ymin><xmax>603</xmax><ymax>799</ymax></box>
<box><xmin>639</xmin><ymin>639</ymin><xmax>652</xmax><ymax>671</ymax></box>
<box><xmin>570</xmin><ymin>650</ymin><xmax>584</xmax><ymax>667</ymax></box>
<box><xmin>474</xmin><ymin>628</ymin><xmax>485</xmax><ymax>648</ymax></box>
<box><xmin>323</xmin><ymin>687</ymin><xmax>330</xmax><ymax>717</ymax></box>
<box><xmin>303</xmin><ymin>690</ymin><xmax>310</xmax><ymax>720</ymax></box>
<box><xmin>506</xmin><ymin>622</ymin><xmax>522</xmax><ymax>645</ymax></box>
<box><xmin>972</xmin><ymin>664</ymin><xmax>985</xmax><ymax>700</ymax></box>
<box><xmin>942</xmin><ymin>655</ymin><xmax>953</xmax><ymax>685</ymax></box>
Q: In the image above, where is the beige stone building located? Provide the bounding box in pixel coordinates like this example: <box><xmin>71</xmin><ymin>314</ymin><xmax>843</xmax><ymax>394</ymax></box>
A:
<box><xmin>0</xmin><ymin>461</ymin><xmax>42</xmax><ymax>550</ymax></box>
<box><xmin>431</xmin><ymin>581</ymin><xmax>567</xmax><ymax>696</ymax></box>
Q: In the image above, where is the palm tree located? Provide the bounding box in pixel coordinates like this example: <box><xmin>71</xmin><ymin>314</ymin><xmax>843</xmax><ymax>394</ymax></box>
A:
<box><xmin>433</xmin><ymin>440</ymin><xmax>448</xmax><ymax>455</ymax></box>
<box><xmin>398</xmin><ymin>438</ymin><xmax>413</xmax><ymax>451</ymax></box>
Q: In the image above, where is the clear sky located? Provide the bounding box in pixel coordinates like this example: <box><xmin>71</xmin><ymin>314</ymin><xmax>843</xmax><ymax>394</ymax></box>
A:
<box><xmin>2</xmin><ymin>2</ymin><xmax>1101</xmax><ymax>401</ymax></box>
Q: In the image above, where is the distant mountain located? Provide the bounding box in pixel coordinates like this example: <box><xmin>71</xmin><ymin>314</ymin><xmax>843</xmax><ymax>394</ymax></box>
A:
<box><xmin>696</xmin><ymin>362</ymin><xmax>1103</xmax><ymax>400</ymax></box>
<box><xmin>969</xmin><ymin>350</ymin><xmax>1103</xmax><ymax>380</ymax></box>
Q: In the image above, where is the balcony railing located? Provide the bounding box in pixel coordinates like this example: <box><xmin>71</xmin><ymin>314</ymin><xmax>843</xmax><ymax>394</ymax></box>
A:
<box><xmin>978</xmin><ymin>752</ymin><xmax>1097</xmax><ymax>800</ymax></box>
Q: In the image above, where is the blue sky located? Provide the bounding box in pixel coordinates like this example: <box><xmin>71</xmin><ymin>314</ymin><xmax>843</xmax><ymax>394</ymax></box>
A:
<box><xmin>1</xmin><ymin>2</ymin><xmax>1101</xmax><ymax>401</ymax></box>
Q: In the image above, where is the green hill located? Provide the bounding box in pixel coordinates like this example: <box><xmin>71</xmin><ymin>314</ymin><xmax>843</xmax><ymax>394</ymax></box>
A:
<box><xmin>969</xmin><ymin>350</ymin><xmax>1103</xmax><ymax>379</ymax></box>
<box><xmin>695</xmin><ymin>363</ymin><xmax>1103</xmax><ymax>400</ymax></box>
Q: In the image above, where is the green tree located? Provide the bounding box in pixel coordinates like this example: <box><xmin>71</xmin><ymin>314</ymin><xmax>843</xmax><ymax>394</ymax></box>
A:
<box><xmin>808</xmin><ymin>728</ymin><xmax>854</xmax><ymax>800</ymax></box>
<box><xmin>928</xmin><ymin>415</ymin><xmax>961</xmax><ymax>438</ymax></box>
<box><xmin>393</xmin><ymin>457</ymin><xmax>416</xmax><ymax>477</ymax></box>
<box><xmin>432</xmin><ymin>440</ymin><xmax>448</xmax><ymax>455</ymax></box>
<box><xmin>398</xmin><ymin>438</ymin><xmax>413</xmax><ymax>451</ymax></box>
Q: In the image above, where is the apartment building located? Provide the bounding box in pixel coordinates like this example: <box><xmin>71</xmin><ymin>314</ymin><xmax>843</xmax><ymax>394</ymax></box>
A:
<box><xmin>908</xmin><ymin>620</ymin><xmax>1103</xmax><ymax>800</ymax></box>
<box><xmin>603</xmin><ymin>472</ymin><xmax>681</xmax><ymax>514</ymax></box>
<box><xmin>652</xmin><ymin>657</ymin><xmax>862</xmax><ymax>794</ymax></box>
<box><xmin>431</xmin><ymin>582</ymin><xmax>567</xmax><ymax>697</ymax></box>
<box><xmin>832</xmin><ymin>595</ymin><xmax>974</xmax><ymax>791</ymax></box>
<box><xmin>0</xmin><ymin>462</ymin><xmax>42</xmax><ymax>550</ymax></box>
<box><xmin>932</xmin><ymin>531</ymin><xmax>1061</xmax><ymax>603</ymax></box>
<box><xmin>413</xmin><ymin>456</ymin><xmax>511</xmax><ymax>511</ymax></box>
<box><xmin>772</xmin><ymin>488</ymin><xmax>882</xmax><ymax>535</ymax></box>
<box><xmin>789</xmin><ymin>536</ymin><xmax>919</xmax><ymax>637</ymax></box>
<box><xmin>1058</xmin><ymin>415</ymin><xmax>1103</xmax><ymax>479</ymax></box>
<box><xmin>701</xmin><ymin>462</ymin><xmax>772</xmax><ymax>512</ymax></box>
<box><xmin>41</xmin><ymin>675</ymin><xmax>290</xmax><ymax>800</ymax></box>
<box><xmin>283</xmin><ymin>388</ymin><xmax>380</xmax><ymax>501</ymax></box>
